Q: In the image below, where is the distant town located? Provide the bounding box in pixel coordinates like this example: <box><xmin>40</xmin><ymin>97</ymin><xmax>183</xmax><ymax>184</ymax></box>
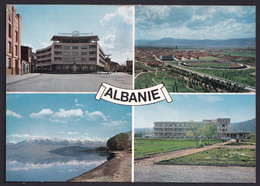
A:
<box><xmin>135</xmin><ymin>46</ymin><xmax>255</xmax><ymax>93</ymax></box>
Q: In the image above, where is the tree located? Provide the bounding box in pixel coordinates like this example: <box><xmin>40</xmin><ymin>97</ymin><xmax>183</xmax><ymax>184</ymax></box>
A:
<box><xmin>186</xmin><ymin>130</ymin><xmax>194</xmax><ymax>141</ymax></box>
<box><xmin>201</xmin><ymin>123</ymin><xmax>217</xmax><ymax>144</ymax></box>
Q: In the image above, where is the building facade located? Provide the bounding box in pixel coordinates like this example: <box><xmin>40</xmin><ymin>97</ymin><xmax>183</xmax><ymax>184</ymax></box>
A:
<box><xmin>126</xmin><ymin>59</ymin><xmax>133</xmax><ymax>74</ymax></box>
<box><xmin>6</xmin><ymin>5</ymin><xmax>22</xmax><ymax>76</ymax></box>
<box><xmin>36</xmin><ymin>35</ymin><xmax>106</xmax><ymax>72</ymax></box>
<box><xmin>21</xmin><ymin>46</ymin><xmax>32</xmax><ymax>74</ymax></box>
<box><xmin>154</xmin><ymin>118</ymin><xmax>232</xmax><ymax>138</ymax></box>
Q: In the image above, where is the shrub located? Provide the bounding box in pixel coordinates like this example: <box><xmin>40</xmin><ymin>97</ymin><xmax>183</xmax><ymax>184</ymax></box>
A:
<box><xmin>107</xmin><ymin>133</ymin><xmax>130</xmax><ymax>151</ymax></box>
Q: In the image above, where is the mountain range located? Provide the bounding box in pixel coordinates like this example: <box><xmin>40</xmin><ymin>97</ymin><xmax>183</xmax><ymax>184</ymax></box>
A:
<box><xmin>135</xmin><ymin>38</ymin><xmax>255</xmax><ymax>49</ymax></box>
<box><xmin>230</xmin><ymin>118</ymin><xmax>255</xmax><ymax>132</ymax></box>
<box><xmin>6</xmin><ymin>137</ymin><xmax>106</xmax><ymax>163</ymax></box>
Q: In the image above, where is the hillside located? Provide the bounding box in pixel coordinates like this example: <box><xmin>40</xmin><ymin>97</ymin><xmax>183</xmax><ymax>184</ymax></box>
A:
<box><xmin>136</xmin><ymin>38</ymin><xmax>255</xmax><ymax>49</ymax></box>
<box><xmin>230</xmin><ymin>118</ymin><xmax>256</xmax><ymax>132</ymax></box>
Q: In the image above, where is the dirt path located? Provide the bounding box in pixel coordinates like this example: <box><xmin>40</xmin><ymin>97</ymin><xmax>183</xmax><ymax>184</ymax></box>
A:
<box><xmin>135</xmin><ymin>141</ymin><xmax>255</xmax><ymax>167</ymax></box>
<box><xmin>68</xmin><ymin>151</ymin><xmax>131</xmax><ymax>182</ymax></box>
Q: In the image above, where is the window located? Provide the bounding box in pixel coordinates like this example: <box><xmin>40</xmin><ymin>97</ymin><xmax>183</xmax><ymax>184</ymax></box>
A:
<box><xmin>8</xmin><ymin>42</ymin><xmax>12</xmax><ymax>53</ymax></box>
<box><xmin>8</xmin><ymin>58</ymin><xmax>11</xmax><ymax>68</ymax></box>
<box><xmin>8</xmin><ymin>24</ymin><xmax>11</xmax><ymax>38</ymax></box>
<box><xmin>72</xmin><ymin>46</ymin><xmax>79</xmax><ymax>50</ymax></box>
<box><xmin>72</xmin><ymin>52</ymin><xmax>78</xmax><ymax>56</ymax></box>
<box><xmin>81</xmin><ymin>45</ymin><xmax>88</xmax><ymax>49</ymax></box>
<box><xmin>63</xmin><ymin>46</ymin><xmax>70</xmax><ymax>50</ymax></box>
<box><xmin>81</xmin><ymin>58</ymin><xmax>86</xmax><ymax>61</ymax></box>
<box><xmin>89</xmin><ymin>57</ymin><xmax>97</xmax><ymax>61</ymax></box>
<box><xmin>54</xmin><ymin>45</ymin><xmax>62</xmax><ymax>49</ymax></box>
<box><xmin>54</xmin><ymin>51</ymin><xmax>62</xmax><ymax>55</ymax></box>
<box><xmin>63</xmin><ymin>52</ymin><xmax>69</xmax><ymax>56</ymax></box>
<box><xmin>15</xmin><ymin>45</ymin><xmax>18</xmax><ymax>56</ymax></box>
<box><xmin>81</xmin><ymin>52</ymin><xmax>88</xmax><ymax>55</ymax></box>
<box><xmin>63</xmin><ymin>58</ymin><xmax>70</xmax><ymax>62</ymax></box>
<box><xmin>15</xmin><ymin>31</ymin><xmax>18</xmax><ymax>42</ymax></box>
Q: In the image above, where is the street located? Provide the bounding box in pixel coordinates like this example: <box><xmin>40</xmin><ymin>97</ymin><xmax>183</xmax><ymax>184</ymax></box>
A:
<box><xmin>135</xmin><ymin>165</ymin><xmax>255</xmax><ymax>183</ymax></box>
<box><xmin>6</xmin><ymin>73</ymin><xmax>133</xmax><ymax>92</ymax></box>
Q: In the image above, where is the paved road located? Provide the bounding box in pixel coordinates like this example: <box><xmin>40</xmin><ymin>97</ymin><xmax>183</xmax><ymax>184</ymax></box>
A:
<box><xmin>6</xmin><ymin>73</ymin><xmax>133</xmax><ymax>92</ymax></box>
<box><xmin>135</xmin><ymin>165</ymin><xmax>255</xmax><ymax>183</ymax></box>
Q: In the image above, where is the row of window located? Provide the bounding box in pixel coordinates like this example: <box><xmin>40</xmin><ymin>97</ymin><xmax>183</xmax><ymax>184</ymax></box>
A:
<box><xmin>62</xmin><ymin>51</ymin><xmax>97</xmax><ymax>56</ymax></box>
<box><xmin>62</xmin><ymin>45</ymin><xmax>97</xmax><ymax>50</ymax></box>
<box><xmin>8</xmin><ymin>24</ymin><xmax>19</xmax><ymax>42</ymax></box>
<box><xmin>155</xmin><ymin>124</ymin><xmax>184</xmax><ymax>127</ymax></box>
<box><xmin>60</xmin><ymin>57</ymin><xmax>97</xmax><ymax>62</ymax></box>
<box><xmin>8</xmin><ymin>42</ymin><xmax>18</xmax><ymax>56</ymax></box>
<box><xmin>154</xmin><ymin>129</ymin><xmax>185</xmax><ymax>132</ymax></box>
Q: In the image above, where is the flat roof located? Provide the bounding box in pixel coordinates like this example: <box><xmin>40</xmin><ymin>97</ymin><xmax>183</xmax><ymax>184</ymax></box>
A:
<box><xmin>51</xmin><ymin>35</ymin><xmax>99</xmax><ymax>42</ymax></box>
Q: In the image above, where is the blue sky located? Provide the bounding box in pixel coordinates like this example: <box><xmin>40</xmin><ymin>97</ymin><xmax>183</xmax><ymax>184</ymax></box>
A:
<box><xmin>135</xmin><ymin>94</ymin><xmax>255</xmax><ymax>128</ymax></box>
<box><xmin>14</xmin><ymin>5</ymin><xmax>133</xmax><ymax>65</ymax></box>
<box><xmin>6</xmin><ymin>94</ymin><xmax>132</xmax><ymax>143</ymax></box>
<box><xmin>135</xmin><ymin>6</ymin><xmax>255</xmax><ymax>40</ymax></box>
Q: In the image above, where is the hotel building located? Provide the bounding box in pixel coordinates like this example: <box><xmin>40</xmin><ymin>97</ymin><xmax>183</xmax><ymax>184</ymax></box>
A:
<box><xmin>6</xmin><ymin>5</ymin><xmax>22</xmax><ymax>76</ymax></box>
<box><xmin>36</xmin><ymin>34</ymin><xmax>106</xmax><ymax>72</ymax></box>
<box><xmin>153</xmin><ymin>118</ymin><xmax>247</xmax><ymax>139</ymax></box>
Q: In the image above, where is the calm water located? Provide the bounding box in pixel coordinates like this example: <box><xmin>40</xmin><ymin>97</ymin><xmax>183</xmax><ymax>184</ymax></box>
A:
<box><xmin>6</xmin><ymin>151</ymin><xmax>109</xmax><ymax>182</ymax></box>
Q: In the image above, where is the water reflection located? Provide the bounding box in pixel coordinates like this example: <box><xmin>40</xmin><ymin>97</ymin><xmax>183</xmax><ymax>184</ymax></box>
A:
<box><xmin>6</xmin><ymin>150</ymin><xmax>110</xmax><ymax>182</ymax></box>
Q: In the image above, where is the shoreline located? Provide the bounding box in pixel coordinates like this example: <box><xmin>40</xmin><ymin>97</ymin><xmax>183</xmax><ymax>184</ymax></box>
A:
<box><xmin>67</xmin><ymin>151</ymin><xmax>131</xmax><ymax>182</ymax></box>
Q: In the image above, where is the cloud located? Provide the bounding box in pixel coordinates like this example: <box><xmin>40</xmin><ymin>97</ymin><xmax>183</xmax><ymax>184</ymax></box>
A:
<box><xmin>22</xmin><ymin>42</ymin><xmax>35</xmax><ymax>52</ymax></box>
<box><xmin>6</xmin><ymin>110</ymin><xmax>22</xmax><ymax>118</ymax></box>
<box><xmin>135</xmin><ymin>6</ymin><xmax>255</xmax><ymax>40</ymax></box>
<box><xmin>85</xmin><ymin>111</ymin><xmax>109</xmax><ymax>121</ymax></box>
<box><xmin>30</xmin><ymin>108</ymin><xmax>83</xmax><ymax>123</ymax></box>
<box><xmin>59</xmin><ymin>131</ymin><xmax>79</xmax><ymax>135</ymax></box>
<box><xmin>7</xmin><ymin>134</ymin><xmax>31</xmax><ymax>138</ymax></box>
<box><xmin>99</xmin><ymin>32</ymin><xmax>116</xmax><ymax>49</ymax></box>
<box><xmin>75</xmin><ymin>99</ymin><xmax>84</xmax><ymax>107</ymax></box>
<box><xmin>39</xmin><ymin>40</ymin><xmax>52</xmax><ymax>48</ymax></box>
<box><xmin>7</xmin><ymin>160</ymin><xmax>105</xmax><ymax>171</ymax></box>
<box><xmin>100</xmin><ymin>6</ymin><xmax>133</xmax><ymax>25</ymax></box>
<box><xmin>30</xmin><ymin>109</ymin><xmax>53</xmax><ymax>119</ymax></box>
<box><xmin>53</xmin><ymin>108</ymin><xmax>84</xmax><ymax>119</ymax></box>
<box><xmin>76</xmin><ymin>103</ymin><xmax>84</xmax><ymax>107</ymax></box>
<box><xmin>102</xmin><ymin>120</ymin><xmax>127</xmax><ymax>126</ymax></box>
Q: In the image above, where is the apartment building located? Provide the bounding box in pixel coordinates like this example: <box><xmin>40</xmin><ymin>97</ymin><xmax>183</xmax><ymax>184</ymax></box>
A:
<box><xmin>154</xmin><ymin>118</ymin><xmax>231</xmax><ymax>138</ymax></box>
<box><xmin>36</xmin><ymin>35</ymin><xmax>106</xmax><ymax>72</ymax></box>
<box><xmin>6</xmin><ymin>5</ymin><xmax>22</xmax><ymax>76</ymax></box>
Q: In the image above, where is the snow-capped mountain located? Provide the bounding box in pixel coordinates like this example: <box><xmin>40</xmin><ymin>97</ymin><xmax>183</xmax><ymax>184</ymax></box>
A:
<box><xmin>15</xmin><ymin>137</ymin><xmax>106</xmax><ymax>147</ymax></box>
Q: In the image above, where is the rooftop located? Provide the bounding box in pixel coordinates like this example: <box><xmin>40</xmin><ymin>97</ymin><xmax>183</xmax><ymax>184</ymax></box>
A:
<box><xmin>51</xmin><ymin>35</ymin><xmax>99</xmax><ymax>42</ymax></box>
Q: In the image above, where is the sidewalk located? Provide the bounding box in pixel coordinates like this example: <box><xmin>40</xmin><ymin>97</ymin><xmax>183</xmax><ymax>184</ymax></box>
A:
<box><xmin>6</xmin><ymin>73</ymin><xmax>41</xmax><ymax>85</ymax></box>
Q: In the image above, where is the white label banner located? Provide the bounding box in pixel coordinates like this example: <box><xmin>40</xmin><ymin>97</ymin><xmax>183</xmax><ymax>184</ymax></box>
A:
<box><xmin>95</xmin><ymin>83</ymin><xmax>172</xmax><ymax>106</ymax></box>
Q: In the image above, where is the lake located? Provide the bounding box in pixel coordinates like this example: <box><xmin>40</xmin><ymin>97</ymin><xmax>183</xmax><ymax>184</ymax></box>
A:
<box><xmin>6</xmin><ymin>150</ymin><xmax>110</xmax><ymax>182</ymax></box>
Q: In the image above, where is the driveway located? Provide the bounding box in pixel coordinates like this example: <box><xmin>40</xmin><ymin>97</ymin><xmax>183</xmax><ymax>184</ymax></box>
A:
<box><xmin>6</xmin><ymin>73</ymin><xmax>133</xmax><ymax>92</ymax></box>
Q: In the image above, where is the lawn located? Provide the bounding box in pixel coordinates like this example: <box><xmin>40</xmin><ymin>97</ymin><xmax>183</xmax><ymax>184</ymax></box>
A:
<box><xmin>135</xmin><ymin>72</ymin><xmax>156</xmax><ymax>89</ymax></box>
<box><xmin>199</xmin><ymin>56</ymin><xmax>222</xmax><ymax>61</ymax></box>
<box><xmin>187</xmin><ymin>68</ymin><xmax>256</xmax><ymax>87</ymax></box>
<box><xmin>157</xmin><ymin>148</ymin><xmax>255</xmax><ymax>167</ymax></box>
<box><xmin>135</xmin><ymin>60</ymin><xmax>155</xmax><ymax>71</ymax></box>
<box><xmin>189</xmin><ymin>62</ymin><xmax>230</xmax><ymax>68</ymax></box>
<box><xmin>222</xmin><ymin>50</ymin><xmax>256</xmax><ymax>58</ymax></box>
<box><xmin>135</xmin><ymin>69</ymin><xmax>195</xmax><ymax>92</ymax></box>
<box><xmin>134</xmin><ymin>138</ymin><xmax>221</xmax><ymax>159</ymax></box>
